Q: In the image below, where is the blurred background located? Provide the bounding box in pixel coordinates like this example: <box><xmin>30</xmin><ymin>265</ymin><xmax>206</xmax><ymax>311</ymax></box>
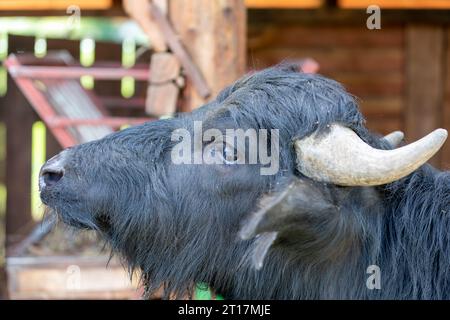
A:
<box><xmin>0</xmin><ymin>0</ymin><xmax>449</xmax><ymax>299</ymax></box>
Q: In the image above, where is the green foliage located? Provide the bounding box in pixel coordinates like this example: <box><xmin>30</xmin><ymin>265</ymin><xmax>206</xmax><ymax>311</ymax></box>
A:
<box><xmin>31</xmin><ymin>122</ymin><xmax>46</xmax><ymax>221</ymax></box>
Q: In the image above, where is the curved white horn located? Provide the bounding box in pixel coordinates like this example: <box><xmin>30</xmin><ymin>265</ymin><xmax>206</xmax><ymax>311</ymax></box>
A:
<box><xmin>384</xmin><ymin>131</ymin><xmax>404</xmax><ymax>147</ymax></box>
<box><xmin>294</xmin><ymin>124</ymin><xmax>447</xmax><ymax>186</ymax></box>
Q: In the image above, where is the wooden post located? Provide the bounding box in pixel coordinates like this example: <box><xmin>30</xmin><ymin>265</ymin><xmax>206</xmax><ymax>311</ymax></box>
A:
<box><xmin>5</xmin><ymin>74</ymin><xmax>36</xmax><ymax>248</ymax></box>
<box><xmin>442</xmin><ymin>29</ymin><xmax>450</xmax><ymax>170</ymax></box>
<box><xmin>0</xmin><ymin>70</ymin><xmax>6</xmax><ymax>300</ymax></box>
<box><xmin>405</xmin><ymin>25</ymin><xmax>445</xmax><ymax>167</ymax></box>
<box><xmin>169</xmin><ymin>0</ymin><xmax>247</xmax><ymax>111</ymax></box>
<box><xmin>146</xmin><ymin>52</ymin><xmax>182</xmax><ymax>116</ymax></box>
<box><xmin>123</xmin><ymin>0</ymin><xmax>168</xmax><ymax>52</ymax></box>
<box><xmin>46</xmin><ymin>130</ymin><xmax>61</xmax><ymax>159</ymax></box>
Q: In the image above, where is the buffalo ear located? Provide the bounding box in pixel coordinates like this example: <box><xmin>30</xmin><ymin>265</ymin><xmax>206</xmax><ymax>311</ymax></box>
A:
<box><xmin>239</xmin><ymin>179</ymin><xmax>336</xmax><ymax>239</ymax></box>
<box><xmin>239</xmin><ymin>178</ymin><xmax>336</xmax><ymax>269</ymax></box>
<box><xmin>251</xmin><ymin>232</ymin><xmax>278</xmax><ymax>270</ymax></box>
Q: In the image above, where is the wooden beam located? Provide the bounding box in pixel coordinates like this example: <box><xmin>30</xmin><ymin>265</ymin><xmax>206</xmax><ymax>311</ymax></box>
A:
<box><xmin>249</xmin><ymin>25</ymin><xmax>405</xmax><ymax>50</ymax></box>
<box><xmin>0</xmin><ymin>0</ymin><xmax>112</xmax><ymax>10</ymax></box>
<box><xmin>169</xmin><ymin>0</ymin><xmax>247</xmax><ymax>111</ymax></box>
<box><xmin>0</xmin><ymin>267</ymin><xmax>7</xmax><ymax>299</ymax></box>
<box><xmin>405</xmin><ymin>25</ymin><xmax>445</xmax><ymax>167</ymax></box>
<box><xmin>146</xmin><ymin>52</ymin><xmax>181</xmax><ymax>116</ymax></box>
<box><xmin>248</xmin><ymin>9</ymin><xmax>450</xmax><ymax>26</ymax></box>
<box><xmin>123</xmin><ymin>0</ymin><xmax>168</xmax><ymax>52</ymax></box>
<box><xmin>246</xmin><ymin>0</ymin><xmax>324</xmax><ymax>8</ymax></box>
<box><xmin>149</xmin><ymin>2</ymin><xmax>211</xmax><ymax>99</ymax></box>
<box><xmin>339</xmin><ymin>0</ymin><xmax>450</xmax><ymax>9</ymax></box>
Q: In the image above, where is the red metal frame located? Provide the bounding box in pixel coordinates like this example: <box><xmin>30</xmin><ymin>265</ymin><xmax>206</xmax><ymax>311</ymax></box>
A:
<box><xmin>48</xmin><ymin>117</ymin><xmax>151</xmax><ymax>128</ymax></box>
<box><xmin>4</xmin><ymin>53</ymin><xmax>154</xmax><ymax>148</ymax></box>
<box><xmin>8</xmin><ymin>65</ymin><xmax>150</xmax><ymax>81</ymax></box>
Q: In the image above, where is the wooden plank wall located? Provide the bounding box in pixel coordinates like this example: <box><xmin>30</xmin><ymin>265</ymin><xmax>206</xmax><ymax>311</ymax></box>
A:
<box><xmin>406</xmin><ymin>26</ymin><xmax>445</xmax><ymax>167</ymax></box>
<box><xmin>247</xmin><ymin>15</ymin><xmax>450</xmax><ymax>169</ymax></box>
<box><xmin>248</xmin><ymin>23</ymin><xmax>405</xmax><ymax>135</ymax></box>
<box><xmin>443</xmin><ymin>29</ymin><xmax>450</xmax><ymax>170</ymax></box>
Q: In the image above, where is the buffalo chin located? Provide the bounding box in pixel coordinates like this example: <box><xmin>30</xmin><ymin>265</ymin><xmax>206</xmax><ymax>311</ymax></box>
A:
<box><xmin>94</xmin><ymin>214</ymin><xmax>112</xmax><ymax>232</ymax></box>
<box><xmin>48</xmin><ymin>206</ymin><xmax>99</xmax><ymax>231</ymax></box>
<box><xmin>61</xmin><ymin>213</ymin><xmax>97</xmax><ymax>230</ymax></box>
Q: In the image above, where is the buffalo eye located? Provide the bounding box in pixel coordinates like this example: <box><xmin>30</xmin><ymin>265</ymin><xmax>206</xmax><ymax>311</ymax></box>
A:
<box><xmin>205</xmin><ymin>140</ymin><xmax>241</xmax><ymax>165</ymax></box>
<box><xmin>222</xmin><ymin>143</ymin><xmax>239</xmax><ymax>164</ymax></box>
<box><xmin>213</xmin><ymin>142</ymin><xmax>238</xmax><ymax>164</ymax></box>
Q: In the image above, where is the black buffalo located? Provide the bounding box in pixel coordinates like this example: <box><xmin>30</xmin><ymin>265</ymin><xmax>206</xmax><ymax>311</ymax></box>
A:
<box><xmin>39</xmin><ymin>65</ymin><xmax>449</xmax><ymax>299</ymax></box>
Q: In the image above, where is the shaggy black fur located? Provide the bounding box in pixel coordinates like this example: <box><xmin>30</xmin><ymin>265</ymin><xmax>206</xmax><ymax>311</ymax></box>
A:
<box><xmin>40</xmin><ymin>65</ymin><xmax>450</xmax><ymax>299</ymax></box>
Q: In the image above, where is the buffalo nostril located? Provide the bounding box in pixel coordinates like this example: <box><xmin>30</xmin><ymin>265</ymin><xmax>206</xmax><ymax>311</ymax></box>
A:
<box><xmin>39</xmin><ymin>150</ymin><xmax>67</xmax><ymax>190</ymax></box>
<box><xmin>41</xmin><ymin>169</ymin><xmax>64</xmax><ymax>188</ymax></box>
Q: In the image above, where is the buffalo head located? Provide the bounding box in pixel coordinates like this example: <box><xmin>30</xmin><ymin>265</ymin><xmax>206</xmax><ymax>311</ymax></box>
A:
<box><xmin>39</xmin><ymin>65</ymin><xmax>448</xmax><ymax>299</ymax></box>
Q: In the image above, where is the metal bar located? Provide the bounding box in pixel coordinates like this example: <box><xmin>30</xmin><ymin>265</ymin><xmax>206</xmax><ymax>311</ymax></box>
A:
<box><xmin>100</xmin><ymin>96</ymin><xmax>146</xmax><ymax>109</ymax></box>
<box><xmin>8</xmin><ymin>65</ymin><xmax>150</xmax><ymax>81</ymax></box>
<box><xmin>92</xmin><ymin>62</ymin><xmax>149</xmax><ymax>69</ymax></box>
<box><xmin>5</xmin><ymin>56</ymin><xmax>77</xmax><ymax>148</ymax></box>
<box><xmin>49</xmin><ymin>116</ymin><xmax>153</xmax><ymax>128</ymax></box>
<box><xmin>7</xmin><ymin>216</ymin><xmax>56</xmax><ymax>257</ymax></box>
<box><xmin>5</xmin><ymin>55</ymin><xmax>153</xmax><ymax>148</ymax></box>
<box><xmin>15</xmin><ymin>79</ymin><xmax>77</xmax><ymax>148</ymax></box>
